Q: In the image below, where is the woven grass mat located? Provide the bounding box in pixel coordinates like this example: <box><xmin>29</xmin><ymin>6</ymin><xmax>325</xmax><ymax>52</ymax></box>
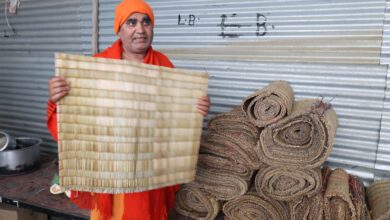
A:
<box><xmin>324</xmin><ymin>168</ymin><xmax>356</xmax><ymax>220</ymax></box>
<box><xmin>205</xmin><ymin>106</ymin><xmax>262</xmax><ymax>169</ymax></box>
<box><xmin>223</xmin><ymin>188</ymin><xmax>290</xmax><ymax>220</ymax></box>
<box><xmin>192</xmin><ymin>166</ymin><xmax>248</xmax><ymax>201</ymax></box>
<box><xmin>174</xmin><ymin>184</ymin><xmax>221</xmax><ymax>220</ymax></box>
<box><xmin>367</xmin><ymin>180</ymin><xmax>390</xmax><ymax>220</ymax></box>
<box><xmin>259</xmin><ymin>99</ymin><xmax>338</xmax><ymax>168</ymax></box>
<box><xmin>288</xmin><ymin>166</ymin><xmax>332</xmax><ymax>220</ymax></box>
<box><xmin>350</xmin><ymin>175</ymin><xmax>371</xmax><ymax>220</ymax></box>
<box><xmin>288</xmin><ymin>193</ymin><xmax>324</xmax><ymax>220</ymax></box>
<box><xmin>241</xmin><ymin>80</ymin><xmax>294</xmax><ymax>128</ymax></box>
<box><xmin>56</xmin><ymin>53</ymin><xmax>208</xmax><ymax>193</ymax></box>
<box><xmin>321</xmin><ymin>166</ymin><xmax>333</xmax><ymax>193</ymax></box>
<box><xmin>199</xmin><ymin>131</ymin><xmax>262</xmax><ymax>170</ymax></box>
<box><xmin>197</xmin><ymin>154</ymin><xmax>253</xmax><ymax>181</ymax></box>
<box><xmin>255</xmin><ymin>166</ymin><xmax>322</xmax><ymax>201</ymax></box>
<box><xmin>208</xmin><ymin>106</ymin><xmax>259</xmax><ymax>138</ymax></box>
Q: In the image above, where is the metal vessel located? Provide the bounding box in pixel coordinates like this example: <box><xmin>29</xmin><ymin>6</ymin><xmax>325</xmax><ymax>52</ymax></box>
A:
<box><xmin>0</xmin><ymin>137</ymin><xmax>41</xmax><ymax>175</ymax></box>
<box><xmin>0</xmin><ymin>131</ymin><xmax>16</xmax><ymax>151</ymax></box>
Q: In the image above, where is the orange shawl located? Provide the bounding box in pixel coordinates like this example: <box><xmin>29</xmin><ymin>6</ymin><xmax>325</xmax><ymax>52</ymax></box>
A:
<box><xmin>47</xmin><ymin>39</ymin><xmax>180</xmax><ymax>220</ymax></box>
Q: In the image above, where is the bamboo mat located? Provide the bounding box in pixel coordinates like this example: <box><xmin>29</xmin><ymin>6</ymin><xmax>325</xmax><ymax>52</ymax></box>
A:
<box><xmin>55</xmin><ymin>53</ymin><xmax>208</xmax><ymax>193</ymax></box>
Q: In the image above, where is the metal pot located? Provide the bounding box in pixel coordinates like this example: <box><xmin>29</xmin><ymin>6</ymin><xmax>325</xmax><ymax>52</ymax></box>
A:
<box><xmin>0</xmin><ymin>137</ymin><xmax>41</xmax><ymax>175</ymax></box>
<box><xmin>0</xmin><ymin>131</ymin><xmax>16</xmax><ymax>151</ymax></box>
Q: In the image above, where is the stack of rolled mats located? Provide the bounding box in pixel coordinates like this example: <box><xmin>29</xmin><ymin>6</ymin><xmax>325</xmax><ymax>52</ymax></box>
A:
<box><xmin>174</xmin><ymin>80</ymin><xmax>371</xmax><ymax>220</ymax></box>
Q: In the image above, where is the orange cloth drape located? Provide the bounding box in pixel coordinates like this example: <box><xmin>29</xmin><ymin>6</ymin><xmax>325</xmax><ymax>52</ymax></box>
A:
<box><xmin>47</xmin><ymin>39</ymin><xmax>180</xmax><ymax>220</ymax></box>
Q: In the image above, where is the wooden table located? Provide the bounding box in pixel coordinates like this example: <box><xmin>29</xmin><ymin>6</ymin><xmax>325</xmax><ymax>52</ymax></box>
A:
<box><xmin>0</xmin><ymin>154</ymin><xmax>226</xmax><ymax>220</ymax></box>
<box><xmin>0</xmin><ymin>155</ymin><xmax>89</xmax><ymax>220</ymax></box>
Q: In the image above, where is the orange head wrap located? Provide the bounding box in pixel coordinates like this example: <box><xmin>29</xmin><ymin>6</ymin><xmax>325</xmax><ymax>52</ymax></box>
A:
<box><xmin>114</xmin><ymin>0</ymin><xmax>155</xmax><ymax>34</ymax></box>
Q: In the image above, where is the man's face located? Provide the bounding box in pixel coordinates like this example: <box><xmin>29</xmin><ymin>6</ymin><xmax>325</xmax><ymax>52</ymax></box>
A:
<box><xmin>118</xmin><ymin>13</ymin><xmax>153</xmax><ymax>55</ymax></box>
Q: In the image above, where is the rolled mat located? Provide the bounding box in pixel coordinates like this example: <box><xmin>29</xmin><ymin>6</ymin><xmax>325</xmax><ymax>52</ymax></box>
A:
<box><xmin>259</xmin><ymin>99</ymin><xmax>338</xmax><ymax>168</ymax></box>
<box><xmin>174</xmin><ymin>184</ymin><xmax>221</xmax><ymax>220</ymax></box>
<box><xmin>349</xmin><ymin>175</ymin><xmax>371</xmax><ymax>220</ymax></box>
<box><xmin>367</xmin><ymin>180</ymin><xmax>390</xmax><ymax>220</ymax></box>
<box><xmin>288</xmin><ymin>166</ymin><xmax>332</xmax><ymax>220</ymax></box>
<box><xmin>321</xmin><ymin>166</ymin><xmax>333</xmax><ymax>194</ymax></box>
<box><xmin>324</xmin><ymin>168</ymin><xmax>356</xmax><ymax>220</ymax></box>
<box><xmin>199</xmin><ymin>132</ymin><xmax>262</xmax><ymax>170</ymax></box>
<box><xmin>255</xmin><ymin>166</ymin><xmax>322</xmax><ymax>201</ymax></box>
<box><xmin>241</xmin><ymin>80</ymin><xmax>294</xmax><ymax>128</ymax></box>
<box><xmin>208</xmin><ymin>106</ymin><xmax>259</xmax><ymax>139</ymax></box>
<box><xmin>206</xmin><ymin>107</ymin><xmax>262</xmax><ymax>169</ymax></box>
<box><xmin>192</xmin><ymin>166</ymin><xmax>248</xmax><ymax>201</ymax></box>
<box><xmin>288</xmin><ymin>193</ymin><xmax>324</xmax><ymax>220</ymax></box>
<box><xmin>223</xmin><ymin>189</ymin><xmax>290</xmax><ymax>220</ymax></box>
<box><xmin>197</xmin><ymin>154</ymin><xmax>254</xmax><ymax>182</ymax></box>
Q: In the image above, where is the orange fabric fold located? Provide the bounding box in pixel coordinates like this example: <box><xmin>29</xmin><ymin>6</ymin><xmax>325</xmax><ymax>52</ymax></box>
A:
<box><xmin>46</xmin><ymin>39</ymin><xmax>180</xmax><ymax>220</ymax></box>
<box><xmin>114</xmin><ymin>0</ymin><xmax>154</xmax><ymax>34</ymax></box>
<box><xmin>46</xmin><ymin>100</ymin><xmax>57</xmax><ymax>141</ymax></box>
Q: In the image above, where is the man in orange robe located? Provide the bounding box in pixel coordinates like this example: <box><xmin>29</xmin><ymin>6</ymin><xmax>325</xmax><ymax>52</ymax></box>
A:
<box><xmin>46</xmin><ymin>0</ymin><xmax>210</xmax><ymax>219</ymax></box>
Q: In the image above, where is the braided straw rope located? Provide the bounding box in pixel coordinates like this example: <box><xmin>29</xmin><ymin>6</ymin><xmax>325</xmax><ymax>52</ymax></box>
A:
<box><xmin>56</xmin><ymin>53</ymin><xmax>208</xmax><ymax>193</ymax></box>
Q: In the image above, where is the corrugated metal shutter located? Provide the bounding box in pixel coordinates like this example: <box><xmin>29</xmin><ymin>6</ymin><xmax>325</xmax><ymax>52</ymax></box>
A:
<box><xmin>159</xmin><ymin>0</ymin><xmax>385</xmax><ymax>64</ymax></box>
<box><xmin>98</xmin><ymin>1</ymin><xmax>116</xmax><ymax>50</ymax></box>
<box><xmin>100</xmin><ymin>0</ymin><xmax>386</xmax><ymax>64</ymax></box>
<box><xmin>376</xmin><ymin>68</ymin><xmax>390</xmax><ymax>180</ymax></box>
<box><xmin>376</xmin><ymin>1</ymin><xmax>390</xmax><ymax>180</ymax></box>
<box><xmin>97</xmin><ymin>0</ymin><xmax>389</xmax><ymax>182</ymax></box>
<box><xmin>0</xmin><ymin>0</ymin><xmax>84</xmax><ymax>153</ymax></box>
<box><xmin>81</xmin><ymin>1</ymin><xmax>93</xmax><ymax>56</ymax></box>
<box><xmin>381</xmin><ymin>0</ymin><xmax>390</xmax><ymax>64</ymax></box>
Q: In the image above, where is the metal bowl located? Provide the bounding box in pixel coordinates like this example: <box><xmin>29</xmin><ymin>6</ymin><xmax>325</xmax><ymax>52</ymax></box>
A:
<box><xmin>0</xmin><ymin>131</ymin><xmax>16</xmax><ymax>151</ymax></box>
<box><xmin>0</xmin><ymin>131</ymin><xmax>10</xmax><ymax>151</ymax></box>
<box><xmin>0</xmin><ymin>137</ymin><xmax>41</xmax><ymax>175</ymax></box>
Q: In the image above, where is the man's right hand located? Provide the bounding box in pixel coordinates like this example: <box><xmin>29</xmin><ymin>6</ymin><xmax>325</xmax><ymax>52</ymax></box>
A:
<box><xmin>48</xmin><ymin>76</ymin><xmax>70</xmax><ymax>103</ymax></box>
